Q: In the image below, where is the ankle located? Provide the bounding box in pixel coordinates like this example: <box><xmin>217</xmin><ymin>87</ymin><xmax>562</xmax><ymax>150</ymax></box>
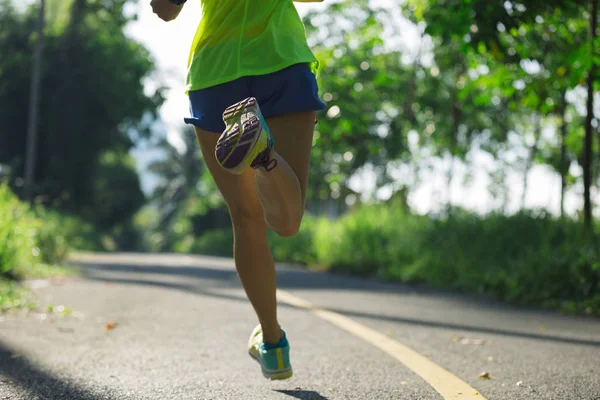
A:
<box><xmin>262</xmin><ymin>333</ymin><xmax>288</xmax><ymax>350</ymax></box>
<box><xmin>262</xmin><ymin>325</ymin><xmax>284</xmax><ymax>345</ymax></box>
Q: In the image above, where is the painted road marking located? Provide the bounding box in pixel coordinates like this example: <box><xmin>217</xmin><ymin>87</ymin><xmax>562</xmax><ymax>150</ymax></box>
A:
<box><xmin>277</xmin><ymin>289</ymin><xmax>488</xmax><ymax>400</ymax></box>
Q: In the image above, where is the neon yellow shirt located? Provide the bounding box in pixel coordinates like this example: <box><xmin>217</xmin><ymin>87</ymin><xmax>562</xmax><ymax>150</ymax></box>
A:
<box><xmin>185</xmin><ymin>0</ymin><xmax>319</xmax><ymax>93</ymax></box>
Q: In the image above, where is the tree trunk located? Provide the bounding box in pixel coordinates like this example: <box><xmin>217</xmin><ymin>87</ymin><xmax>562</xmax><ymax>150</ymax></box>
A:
<box><xmin>446</xmin><ymin>154</ymin><xmax>455</xmax><ymax>213</ymax></box>
<box><xmin>522</xmin><ymin>114</ymin><xmax>542</xmax><ymax>210</ymax></box>
<box><xmin>24</xmin><ymin>0</ymin><xmax>45</xmax><ymax>203</ymax></box>
<box><xmin>446</xmin><ymin>59</ymin><xmax>465</xmax><ymax>215</ymax></box>
<box><xmin>559</xmin><ymin>103</ymin><xmax>568</xmax><ymax>218</ymax></box>
<box><xmin>583</xmin><ymin>0</ymin><xmax>598</xmax><ymax>233</ymax></box>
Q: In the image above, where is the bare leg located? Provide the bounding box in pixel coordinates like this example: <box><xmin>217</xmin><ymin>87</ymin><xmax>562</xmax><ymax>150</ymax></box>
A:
<box><xmin>195</xmin><ymin>127</ymin><xmax>283</xmax><ymax>344</ymax></box>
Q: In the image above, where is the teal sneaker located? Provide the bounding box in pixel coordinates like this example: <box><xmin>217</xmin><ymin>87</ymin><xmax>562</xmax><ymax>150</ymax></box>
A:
<box><xmin>248</xmin><ymin>325</ymin><xmax>293</xmax><ymax>380</ymax></box>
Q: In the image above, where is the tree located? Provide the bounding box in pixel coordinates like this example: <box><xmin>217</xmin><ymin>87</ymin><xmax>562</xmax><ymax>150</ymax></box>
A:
<box><xmin>302</xmin><ymin>0</ymin><xmax>409</xmax><ymax>211</ymax></box>
<box><xmin>147</xmin><ymin>126</ymin><xmax>228</xmax><ymax>251</ymax></box>
<box><xmin>303</xmin><ymin>0</ymin><xmax>512</xmax><ymax>214</ymax></box>
<box><xmin>412</xmin><ymin>0</ymin><xmax>598</xmax><ymax>224</ymax></box>
<box><xmin>0</xmin><ymin>0</ymin><xmax>163</xmax><ymax>228</ymax></box>
<box><xmin>148</xmin><ymin>127</ymin><xmax>204</xmax><ymax>241</ymax></box>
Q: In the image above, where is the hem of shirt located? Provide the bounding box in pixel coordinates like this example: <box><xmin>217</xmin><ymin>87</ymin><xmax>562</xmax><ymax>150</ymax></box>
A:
<box><xmin>184</xmin><ymin>58</ymin><xmax>320</xmax><ymax>95</ymax></box>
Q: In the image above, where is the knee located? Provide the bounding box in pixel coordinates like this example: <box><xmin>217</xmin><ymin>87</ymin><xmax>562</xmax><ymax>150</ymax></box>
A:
<box><xmin>270</xmin><ymin>214</ymin><xmax>303</xmax><ymax>238</ymax></box>
<box><xmin>273</xmin><ymin>224</ymin><xmax>300</xmax><ymax>238</ymax></box>
<box><xmin>228</xmin><ymin>202</ymin><xmax>265</xmax><ymax>230</ymax></box>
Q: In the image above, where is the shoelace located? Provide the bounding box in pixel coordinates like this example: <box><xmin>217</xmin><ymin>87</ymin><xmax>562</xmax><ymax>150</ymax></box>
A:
<box><xmin>252</xmin><ymin>148</ymin><xmax>278</xmax><ymax>172</ymax></box>
<box><xmin>264</xmin><ymin>158</ymin><xmax>277</xmax><ymax>171</ymax></box>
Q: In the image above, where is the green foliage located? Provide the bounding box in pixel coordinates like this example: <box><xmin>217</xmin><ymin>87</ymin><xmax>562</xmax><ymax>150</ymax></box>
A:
<box><xmin>84</xmin><ymin>151</ymin><xmax>146</xmax><ymax>229</ymax></box>
<box><xmin>303</xmin><ymin>0</ymin><xmax>599</xmax><ymax>224</ymax></box>
<box><xmin>31</xmin><ymin>204</ymin><xmax>104</xmax><ymax>260</ymax></box>
<box><xmin>33</xmin><ymin>208</ymin><xmax>70</xmax><ymax>265</ymax></box>
<box><xmin>0</xmin><ymin>0</ymin><xmax>162</xmax><ymax>228</ymax></box>
<box><xmin>144</xmin><ymin>126</ymin><xmax>230</xmax><ymax>253</ymax></box>
<box><xmin>194</xmin><ymin>204</ymin><xmax>598</xmax><ymax>315</ymax></box>
<box><xmin>405</xmin><ymin>211</ymin><xmax>599</xmax><ymax>309</ymax></box>
<box><xmin>404</xmin><ymin>0</ymin><xmax>599</xmax><ymax>221</ymax></box>
<box><xmin>320</xmin><ymin>206</ymin><xmax>431</xmax><ymax>278</ymax></box>
<box><xmin>0</xmin><ymin>184</ymin><xmax>38</xmax><ymax>275</ymax></box>
<box><xmin>303</xmin><ymin>0</ymin><xmax>416</xmax><ymax>205</ymax></box>
<box><xmin>0</xmin><ymin>279</ymin><xmax>27</xmax><ymax>312</ymax></box>
<box><xmin>314</xmin><ymin>207</ymin><xmax>600</xmax><ymax>313</ymax></box>
<box><xmin>0</xmin><ymin>183</ymin><xmax>99</xmax><ymax>279</ymax></box>
<box><xmin>192</xmin><ymin>229</ymin><xmax>234</xmax><ymax>258</ymax></box>
<box><xmin>268</xmin><ymin>216</ymin><xmax>319</xmax><ymax>265</ymax></box>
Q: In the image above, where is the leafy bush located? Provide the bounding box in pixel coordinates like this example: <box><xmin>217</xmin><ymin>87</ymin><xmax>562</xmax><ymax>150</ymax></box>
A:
<box><xmin>0</xmin><ymin>279</ymin><xmax>28</xmax><ymax>312</ymax></box>
<box><xmin>188</xmin><ymin>215</ymin><xmax>321</xmax><ymax>264</ymax></box>
<box><xmin>36</xmin><ymin>207</ymin><xmax>104</xmax><ymax>255</ymax></box>
<box><xmin>192</xmin><ymin>228</ymin><xmax>234</xmax><ymax>257</ymax></box>
<box><xmin>0</xmin><ymin>184</ymin><xmax>101</xmax><ymax>278</ymax></box>
<box><xmin>268</xmin><ymin>215</ymin><xmax>319</xmax><ymax>265</ymax></box>
<box><xmin>0</xmin><ymin>184</ymin><xmax>39</xmax><ymax>275</ymax></box>
<box><xmin>33</xmin><ymin>208</ymin><xmax>71</xmax><ymax>265</ymax></box>
<box><xmin>316</xmin><ymin>205</ymin><xmax>430</xmax><ymax>277</ymax></box>
<box><xmin>194</xmin><ymin>203</ymin><xmax>599</xmax><ymax>315</ymax></box>
<box><xmin>402</xmin><ymin>210</ymin><xmax>599</xmax><ymax>312</ymax></box>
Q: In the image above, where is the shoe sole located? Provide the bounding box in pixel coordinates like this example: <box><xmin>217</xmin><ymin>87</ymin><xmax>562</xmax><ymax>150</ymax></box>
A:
<box><xmin>215</xmin><ymin>97</ymin><xmax>264</xmax><ymax>175</ymax></box>
<box><xmin>248</xmin><ymin>349</ymin><xmax>293</xmax><ymax>381</ymax></box>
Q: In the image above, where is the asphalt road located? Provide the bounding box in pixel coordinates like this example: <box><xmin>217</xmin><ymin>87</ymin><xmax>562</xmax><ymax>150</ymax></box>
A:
<box><xmin>0</xmin><ymin>253</ymin><xmax>599</xmax><ymax>400</ymax></box>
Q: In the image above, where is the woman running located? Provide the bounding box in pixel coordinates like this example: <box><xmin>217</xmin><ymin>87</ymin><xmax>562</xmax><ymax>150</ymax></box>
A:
<box><xmin>150</xmin><ymin>0</ymin><xmax>325</xmax><ymax>380</ymax></box>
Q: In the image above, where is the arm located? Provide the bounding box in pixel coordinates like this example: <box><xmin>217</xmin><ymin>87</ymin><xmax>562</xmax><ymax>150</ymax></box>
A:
<box><xmin>150</xmin><ymin>0</ymin><xmax>184</xmax><ymax>22</ymax></box>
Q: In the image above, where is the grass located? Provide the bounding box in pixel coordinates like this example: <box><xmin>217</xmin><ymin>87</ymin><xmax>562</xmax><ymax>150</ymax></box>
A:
<box><xmin>0</xmin><ymin>279</ymin><xmax>28</xmax><ymax>312</ymax></box>
<box><xmin>0</xmin><ymin>183</ymin><xmax>84</xmax><ymax>312</ymax></box>
<box><xmin>0</xmin><ymin>264</ymin><xmax>77</xmax><ymax>314</ymax></box>
<box><xmin>12</xmin><ymin>262</ymin><xmax>78</xmax><ymax>280</ymax></box>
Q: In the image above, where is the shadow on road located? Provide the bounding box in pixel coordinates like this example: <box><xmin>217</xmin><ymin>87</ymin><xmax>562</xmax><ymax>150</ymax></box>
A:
<box><xmin>274</xmin><ymin>389</ymin><xmax>329</xmax><ymax>400</ymax></box>
<box><xmin>76</xmin><ymin>259</ymin><xmax>600</xmax><ymax>349</ymax></box>
<box><xmin>0</xmin><ymin>340</ymin><xmax>112</xmax><ymax>400</ymax></box>
<box><xmin>75</xmin><ymin>260</ymin><xmax>414</xmax><ymax>294</ymax></box>
<box><xmin>84</xmin><ymin>273</ymin><xmax>246</xmax><ymax>304</ymax></box>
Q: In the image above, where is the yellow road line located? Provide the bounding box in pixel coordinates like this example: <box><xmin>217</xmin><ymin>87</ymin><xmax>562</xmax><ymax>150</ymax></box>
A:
<box><xmin>277</xmin><ymin>289</ymin><xmax>487</xmax><ymax>400</ymax></box>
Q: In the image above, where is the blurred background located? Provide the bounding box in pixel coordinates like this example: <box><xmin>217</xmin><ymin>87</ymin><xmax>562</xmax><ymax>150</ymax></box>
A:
<box><xmin>1</xmin><ymin>0</ymin><xmax>599</xmax><ymax>315</ymax></box>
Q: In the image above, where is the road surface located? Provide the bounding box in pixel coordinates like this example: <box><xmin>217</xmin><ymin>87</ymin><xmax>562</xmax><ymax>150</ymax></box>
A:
<box><xmin>0</xmin><ymin>253</ymin><xmax>598</xmax><ymax>399</ymax></box>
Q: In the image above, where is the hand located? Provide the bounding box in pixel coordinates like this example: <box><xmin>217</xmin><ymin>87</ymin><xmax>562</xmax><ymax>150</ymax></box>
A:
<box><xmin>150</xmin><ymin>0</ymin><xmax>183</xmax><ymax>22</ymax></box>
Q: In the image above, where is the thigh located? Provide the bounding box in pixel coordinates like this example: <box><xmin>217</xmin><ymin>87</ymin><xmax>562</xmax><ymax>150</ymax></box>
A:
<box><xmin>266</xmin><ymin>111</ymin><xmax>316</xmax><ymax>205</ymax></box>
<box><xmin>250</xmin><ymin>63</ymin><xmax>324</xmax><ymax>205</ymax></box>
<box><xmin>194</xmin><ymin>127</ymin><xmax>265</xmax><ymax>222</ymax></box>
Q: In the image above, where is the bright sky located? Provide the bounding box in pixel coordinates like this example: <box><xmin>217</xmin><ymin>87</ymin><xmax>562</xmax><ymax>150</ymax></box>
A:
<box><xmin>125</xmin><ymin>1</ymin><xmax>592</xmax><ymax>216</ymax></box>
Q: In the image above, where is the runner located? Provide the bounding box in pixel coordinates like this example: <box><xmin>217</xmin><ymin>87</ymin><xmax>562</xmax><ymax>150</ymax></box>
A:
<box><xmin>150</xmin><ymin>0</ymin><xmax>325</xmax><ymax>380</ymax></box>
